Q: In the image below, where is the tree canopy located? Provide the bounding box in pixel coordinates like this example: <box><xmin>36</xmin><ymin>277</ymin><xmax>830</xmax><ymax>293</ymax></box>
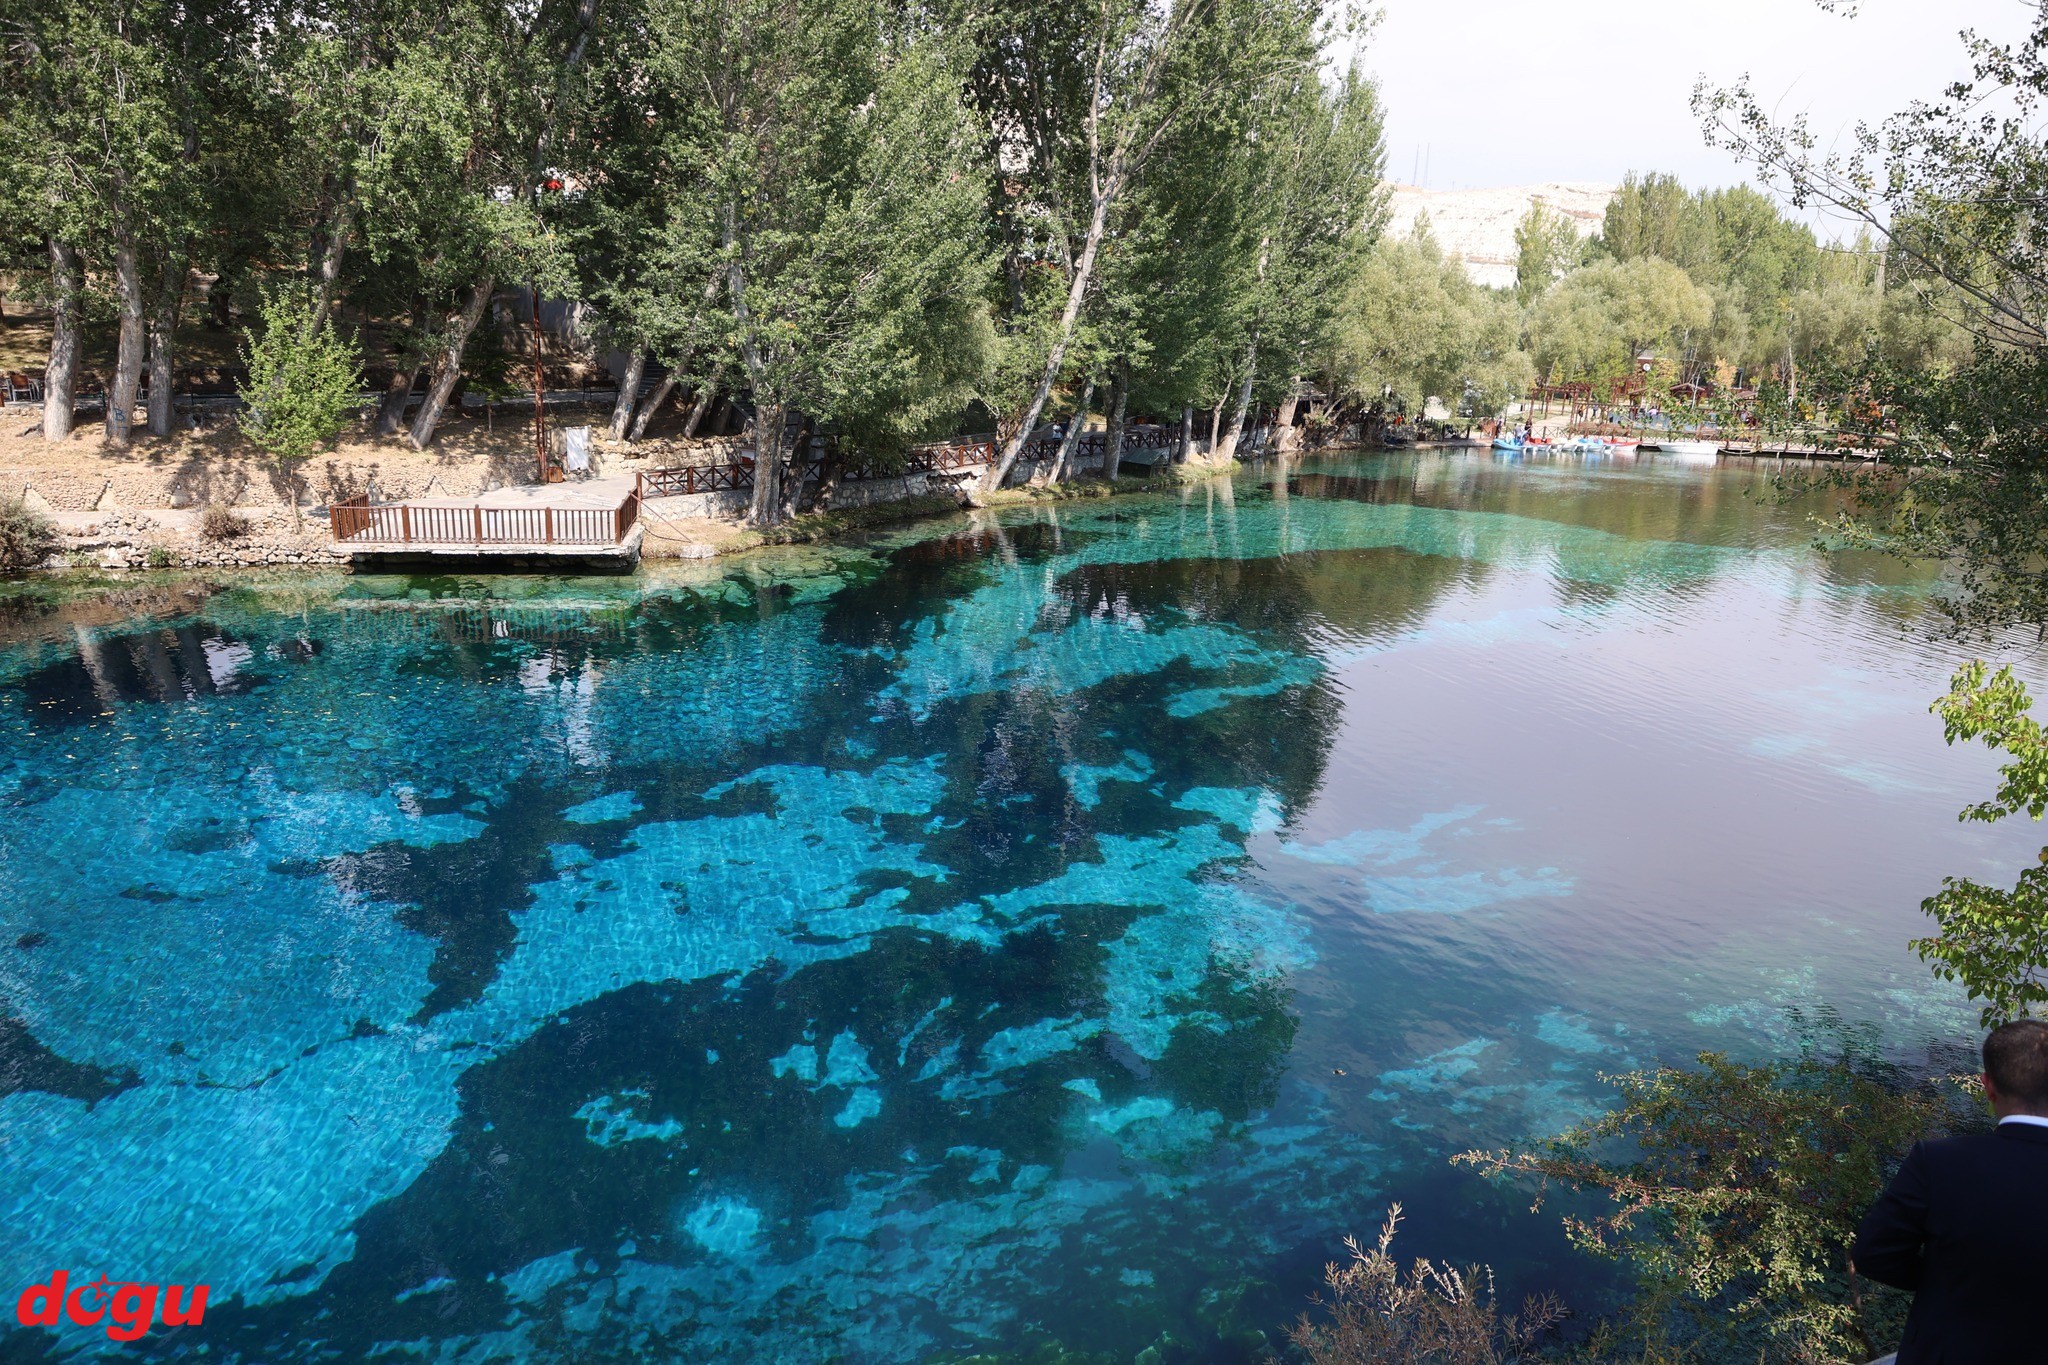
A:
<box><xmin>0</xmin><ymin>0</ymin><xmax>1396</xmax><ymax>523</ymax></box>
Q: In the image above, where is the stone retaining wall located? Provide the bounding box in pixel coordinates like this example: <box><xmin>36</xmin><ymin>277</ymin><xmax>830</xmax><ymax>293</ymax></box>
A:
<box><xmin>49</xmin><ymin>510</ymin><xmax>347</xmax><ymax>570</ymax></box>
<box><xmin>0</xmin><ymin>431</ymin><xmax>753</xmax><ymax>514</ymax></box>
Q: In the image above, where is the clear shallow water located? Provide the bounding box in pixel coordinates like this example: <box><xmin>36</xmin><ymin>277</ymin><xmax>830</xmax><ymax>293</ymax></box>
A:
<box><xmin>1</xmin><ymin>450</ymin><xmax>2039</xmax><ymax>1361</ymax></box>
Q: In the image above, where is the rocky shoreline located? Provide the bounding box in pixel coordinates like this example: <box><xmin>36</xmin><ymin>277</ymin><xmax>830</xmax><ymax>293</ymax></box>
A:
<box><xmin>8</xmin><ymin>433</ymin><xmax>1243</xmax><ymax>573</ymax></box>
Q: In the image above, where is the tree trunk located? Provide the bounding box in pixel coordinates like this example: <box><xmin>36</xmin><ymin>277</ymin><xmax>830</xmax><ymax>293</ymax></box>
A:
<box><xmin>145</xmin><ymin>256</ymin><xmax>185</xmax><ymax>437</ymax></box>
<box><xmin>145</xmin><ymin>310</ymin><xmax>174</xmax><ymax>436</ymax></box>
<box><xmin>1273</xmin><ymin>376</ymin><xmax>1303</xmax><ymax>452</ymax></box>
<box><xmin>1217</xmin><ymin>341</ymin><xmax>1258</xmax><ymax>460</ymax></box>
<box><xmin>627</xmin><ymin>372</ymin><xmax>677</xmax><ymax>442</ymax></box>
<box><xmin>724</xmin><ymin>207</ymin><xmax>788</xmax><ymax>527</ymax></box>
<box><xmin>208</xmin><ymin>270</ymin><xmax>234</xmax><ymax>329</ymax></box>
<box><xmin>609</xmin><ymin>350</ymin><xmax>647</xmax><ymax>440</ymax></box>
<box><xmin>632</xmin><ymin>276</ymin><xmax>719</xmax><ymax>443</ymax></box>
<box><xmin>1046</xmin><ymin>379</ymin><xmax>1095</xmax><ymax>484</ymax></box>
<box><xmin>1102</xmin><ymin>364</ymin><xmax>1129</xmax><ymax>482</ymax></box>
<box><xmin>106</xmin><ymin>242</ymin><xmax>146</xmax><ymax>447</ymax></box>
<box><xmin>307</xmin><ymin>199</ymin><xmax>351</xmax><ymax>336</ymax></box>
<box><xmin>1179</xmin><ymin>405</ymin><xmax>1194</xmax><ymax>461</ymax></box>
<box><xmin>374</xmin><ymin>368</ymin><xmax>416</xmax><ymax>436</ymax></box>
<box><xmin>679</xmin><ymin>384</ymin><xmax>720</xmax><ymax>437</ymax></box>
<box><xmin>978</xmin><ymin>174</ymin><xmax>1121</xmax><ymax>493</ymax></box>
<box><xmin>409</xmin><ymin>277</ymin><xmax>494</xmax><ymax>450</ymax></box>
<box><xmin>800</xmin><ymin>431</ymin><xmax>844</xmax><ymax>513</ymax></box>
<box><xmin>783</xmin><ymin>411</ymin><xmax>816</xmax><ymax>517</ymax></box>
<box><xmin>42</xmin><ymin>239</ymin><xmax>81</xmax><ymax>442</ymax></box>
<box><xmin>748</xmin><ymin>400</ymin><xmax>786</xmax><ymax>526</ymax></box>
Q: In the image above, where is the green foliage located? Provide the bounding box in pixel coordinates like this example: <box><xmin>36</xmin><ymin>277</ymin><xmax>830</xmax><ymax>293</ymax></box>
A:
<box><xmin>240</xmin><ymin>285</ymin><xmax>363</xmax><ymax>482</ymax></box>
<box><xmin>1289</xmin><ymin>1204</ymin><xmax>1566</xmax><ymax>1365</ymax></box>
<box><xmin>1596</xmin><ymin>174</ymin><xmax>1824</xmax><ymax>372</ymax></box>
<box><xmin>1332</xmin><ymin>225</ymin><xmax>1529</xmax><ymax>417</ymax></box>
<box><xmin>1513</xmin><ymin>202</ymin><xmax>1587</xmax><ymax>304</ymax></box>
<box><xmin>1696</xmin><ymin>7</ymin><xmax>2048</xmax><ymax>634</ymax></box>
<box><xmin>1914</xmin><ymin>661</ymin><xmax>2048</xmax><ymax>1025</ymax></box>
<box><xmin>1527</xmin><ymin>257</ymin><xmax>1713</xmax><ymax>386</ymax></box>
<box><xmin>1598</xmin><ymin>173</ymin><xmax>1707</xmax><ymax>273</ymax></box>
<box><xmin>1799</xmin><ymin>331</ymin><xmax>2048</xmax><ymax>633</ymax></box>
<box><xmin>0</xmin><ymin>499</ymin><xmax>57</xmax><ymax>574</ymax></box>
<box><xmin>638</xmin><ymin>0</ymin><xmax>996</xmax><ymax>517</ymax></box>
<box><xmin>1459</xmin><ymin>1037</ymin><xmax>1964</xmax><ymax>1364</ymax></box>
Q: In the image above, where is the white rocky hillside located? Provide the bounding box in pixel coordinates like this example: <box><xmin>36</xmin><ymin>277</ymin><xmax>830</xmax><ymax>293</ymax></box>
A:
<box><xmin>1385</xmin><ymin>182</ymin><xmax>1615</xmax><ymax>289</ymax></box>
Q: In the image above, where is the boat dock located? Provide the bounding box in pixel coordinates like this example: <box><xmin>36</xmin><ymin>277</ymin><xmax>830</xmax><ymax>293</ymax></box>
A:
<box><xmin>329</xmin><ymin>476</ymin><xmax>644</xmax><ymax>566</ymax></box>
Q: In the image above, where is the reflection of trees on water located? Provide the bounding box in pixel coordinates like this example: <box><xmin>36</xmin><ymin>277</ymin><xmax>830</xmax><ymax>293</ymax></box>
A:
<box><xmin>12</xmin><ymin>621</ymin><xmax>268</xmax><ymax>726</ymax></box>
<box><xmin>1293</xmin><ymin>457</ymin><xmax>1774</xmax><ymax>549</ymax></box>
<box><xmin>1281</xmin><ymin>455</ymin><xmax>1962</xmax><ymax>644</ymax></box>
<box><xmin>1057</xmin><ymin>543</ymin><xmax>1481</xmax><ymax>660</ymax></box>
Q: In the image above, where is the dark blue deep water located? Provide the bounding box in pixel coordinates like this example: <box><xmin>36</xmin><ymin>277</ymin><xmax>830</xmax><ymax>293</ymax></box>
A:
<box><xmin>2</xmin><ymin>451</ymin><xmax>2039</xmax><ymax>1361</ymax></box>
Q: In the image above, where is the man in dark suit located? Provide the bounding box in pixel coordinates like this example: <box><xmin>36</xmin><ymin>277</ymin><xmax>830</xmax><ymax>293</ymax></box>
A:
<box><xmin>1852</xmin><ymin>1018</ymin><xmax>2048</xmax><ymax>1362</ymax></box>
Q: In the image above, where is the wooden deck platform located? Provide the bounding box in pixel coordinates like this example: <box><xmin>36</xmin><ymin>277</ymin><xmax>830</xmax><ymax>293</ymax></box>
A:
<box><xmin>330</xmin><ymin>476</ymin><xmax>643</xmax><ymax>564</ymax></box>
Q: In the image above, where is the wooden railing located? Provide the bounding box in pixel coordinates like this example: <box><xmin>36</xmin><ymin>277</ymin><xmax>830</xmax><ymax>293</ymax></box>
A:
<box><xmin>330</xmin><ymin>488</ymin><xmax>640</xmax><ymax>547</ymax></box>
<box><xmin>636</xmin><ymin>462</ymin><xmax>752</xmax><ymax>497</ymax></box>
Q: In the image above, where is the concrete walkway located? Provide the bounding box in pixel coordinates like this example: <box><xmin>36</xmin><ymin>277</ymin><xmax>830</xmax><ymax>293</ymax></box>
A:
<box><xmin>404</xmin><ymin>474</ymin><xmax>638</xmax><ymax>510</ymax></box>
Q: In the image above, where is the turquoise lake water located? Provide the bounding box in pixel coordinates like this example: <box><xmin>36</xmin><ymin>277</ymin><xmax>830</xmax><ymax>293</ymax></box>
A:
<box><xmin>1</xmin><ymin>449</ymin><xmax>2039</xmax><ymax>1360</ymax></box>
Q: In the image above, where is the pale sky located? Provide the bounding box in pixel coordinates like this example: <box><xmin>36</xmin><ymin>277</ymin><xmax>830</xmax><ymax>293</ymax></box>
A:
<box><xmin>1365</xmin><ymin>0</ymin><xmax>2031</xmax><ymax>212</ymax></box>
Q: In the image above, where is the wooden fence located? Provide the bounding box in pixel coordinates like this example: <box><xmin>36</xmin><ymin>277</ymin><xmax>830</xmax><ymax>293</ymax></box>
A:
<box><xmin>331</xmin><ymin>488</ymin><xmax>640</xmax><ymax>546</ymax></box>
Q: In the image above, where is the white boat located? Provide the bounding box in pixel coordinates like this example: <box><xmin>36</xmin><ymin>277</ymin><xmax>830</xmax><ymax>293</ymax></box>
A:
<box><xmin>1658</xmin><ymin>440</ymin><xmax>1720</xmax><ymax>461</ymax></box>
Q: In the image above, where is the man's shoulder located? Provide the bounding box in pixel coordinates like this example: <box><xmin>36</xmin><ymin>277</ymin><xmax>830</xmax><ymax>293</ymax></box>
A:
<box><xmin>1910</xmin><ymin>1125</ymin><xmax>2048</xmax><ymax>1168</ymax></box>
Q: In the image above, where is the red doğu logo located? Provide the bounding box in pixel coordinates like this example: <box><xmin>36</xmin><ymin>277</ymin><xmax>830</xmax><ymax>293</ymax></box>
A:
<box><xmin>16</xmin><ymin>1271</ymin><xmax>208</xmax><ymax>1342</ymax></box>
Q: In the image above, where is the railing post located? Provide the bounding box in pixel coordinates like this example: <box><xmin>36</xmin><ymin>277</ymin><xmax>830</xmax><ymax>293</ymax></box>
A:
<box><xmin>401</xmin><ymin>504</ymin><xmax>412</xmax><ymax>543</ymax></box>
<box><xmin>545</xmin><ymin>507</ymin><xmax>554</xmax><ymax>544</ymax></box>
<box><xmin>474</xmin><ymin>505</ymin><xmax>483</xmax><ymax>542</ymax></box>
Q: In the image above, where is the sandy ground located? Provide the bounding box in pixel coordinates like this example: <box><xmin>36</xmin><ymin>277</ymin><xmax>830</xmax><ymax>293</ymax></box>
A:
<box><xmin>0</xmin><ymin>400</ymin><xmax>742</xmax><ymax>516</ymax></box>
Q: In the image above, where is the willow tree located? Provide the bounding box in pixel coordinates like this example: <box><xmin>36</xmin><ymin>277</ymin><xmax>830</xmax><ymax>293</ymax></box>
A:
<box><xmin>1332</xmin><ymin>223</ymin><xmax>1532</xmax><ymax>416</ymax></box>
<box><xmin>1526</xmin><ymin>256</ymin><xmax>1714</xmax><ymax>389</ymax></box>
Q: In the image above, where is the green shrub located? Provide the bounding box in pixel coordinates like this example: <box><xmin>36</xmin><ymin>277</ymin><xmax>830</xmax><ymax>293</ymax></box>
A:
<box><xmin>1457</xmin><ymin>1032</ymin><xmax>1970</xmax><ymax>1363</ymax></box>
<box><xmin>144</xmin><ymin>545</ymin><xmax>176</xmax><ymax>569</ymax></box>
<box><xmin>241</xmin><ymin>284</ymin><xmax>362</xmax><ymax>525</ymax></box>
<box><xmin>0</xmin><ymin>498</ymin><xmax>57</xmax><ymax>573</ymax></box>
<box><xmin>1919</xmin><ymin>661</ymin><xmax>2048</xmax><ymax>1024</ymax></box>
